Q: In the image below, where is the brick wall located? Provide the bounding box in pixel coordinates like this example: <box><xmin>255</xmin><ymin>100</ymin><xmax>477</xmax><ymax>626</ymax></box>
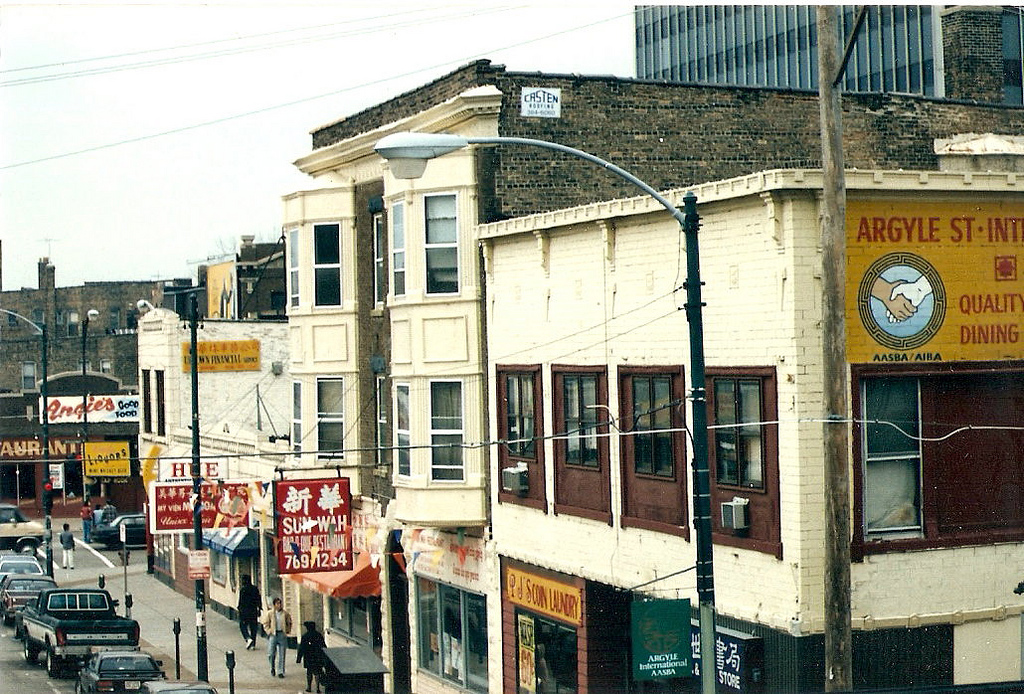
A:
<box><xmin>310</xmin><ymin>60</ymin><xmax>1023</xmax><ymax>224</ymax></box>
<box><xmin>942</xmin><ymin>6</ymin><xmax>1005</xmax><ymax>105</ymax></box>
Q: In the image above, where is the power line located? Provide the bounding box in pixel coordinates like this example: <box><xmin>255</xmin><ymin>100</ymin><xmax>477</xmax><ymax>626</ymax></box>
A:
<box><xmin>0</xmin><ymin>10</ymin><xmax>631</xmax><ymax>170</ymax></box>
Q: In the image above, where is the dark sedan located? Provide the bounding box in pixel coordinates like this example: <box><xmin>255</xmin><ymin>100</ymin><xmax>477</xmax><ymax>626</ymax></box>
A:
<box><xmin>92</xmin><ymin>513</ymin><xmax>146</xmax><ymax>549</ymax></box>
<box><xmin>1</xmin><ymin>573</ymin><xmax>56</xmax><ymax>625</ymax></box>
<box><xmin>76</xmin><ymin>650</ymin><xmax>165</xmax><ymax>693</ymax></box>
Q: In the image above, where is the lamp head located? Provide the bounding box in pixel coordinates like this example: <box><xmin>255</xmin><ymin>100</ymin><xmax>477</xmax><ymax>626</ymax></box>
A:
<box><xmin>136</xmin><ymin>299</ymin><xmax>155</xmax><ymax>313</ymax></box>
<box><xmin>374</xmin><ymin>132</ymin><xmax>469</xmax><ymax>179</ymax></box>
<box><xmin>86</xmin><ymin>309</ymin><xmax>99</xmax><ymax>320</ymax></box>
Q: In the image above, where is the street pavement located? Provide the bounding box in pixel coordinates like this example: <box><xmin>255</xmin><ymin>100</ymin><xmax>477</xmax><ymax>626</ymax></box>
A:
<box><xmin>11</xmin><ymin>519</ymin><xmax>313</xmax><ymax>694</ymax></box>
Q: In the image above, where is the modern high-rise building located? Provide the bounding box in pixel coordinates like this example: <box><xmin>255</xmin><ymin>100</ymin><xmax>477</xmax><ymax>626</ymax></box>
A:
<box><xmin>635</xmin><ymin>5</ymin><xmax>1024</xmax><ymax>105</ymax></box>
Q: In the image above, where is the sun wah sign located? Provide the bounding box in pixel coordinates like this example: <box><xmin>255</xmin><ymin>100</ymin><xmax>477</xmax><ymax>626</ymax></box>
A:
<box><xmin>274</xmin><ymin>478</ymin><xmax>352</xmax><ymax>574</ymax></box>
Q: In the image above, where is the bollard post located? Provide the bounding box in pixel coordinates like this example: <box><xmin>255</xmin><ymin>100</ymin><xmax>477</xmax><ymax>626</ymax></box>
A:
<box><xmin>98</xmin><ymin>574</ymin><xmax>105</xmax><ymax>589</ymax></box>
<box><xmin>172</xmin><ymin>617</ymin><xmax>182</xmax><ymax>680</ymax></box>
<box><xmin>226</xmin><ymin>650</ymin><xmax>236</xmax><ymax>694</ymax></box>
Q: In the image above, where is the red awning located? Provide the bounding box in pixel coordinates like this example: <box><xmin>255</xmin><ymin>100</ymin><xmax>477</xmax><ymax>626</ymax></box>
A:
<box><xmin>287</xmin><ymin>552</ymin><xmax>381</xmax><ymax>599</ymax></box>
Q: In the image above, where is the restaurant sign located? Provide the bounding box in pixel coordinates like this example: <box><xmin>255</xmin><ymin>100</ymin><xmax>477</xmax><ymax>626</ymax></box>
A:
<box><xmin>274</xmin><ymin>478</ymin><xmax>352</xmax><ymax>574</ymax></box>
<box><xmin>151</xmin><ymin>479</ymin><xmax>266</xmax><ymax>534</ymax></box>
<box><xmin>41</xmin><ymin>395</ymin><xmax>139</xmax><ymax>424</ymax></box>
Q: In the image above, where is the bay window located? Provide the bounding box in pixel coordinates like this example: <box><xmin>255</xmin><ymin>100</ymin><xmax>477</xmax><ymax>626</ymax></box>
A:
<box><xmin>424</xmin><ymin>194</ymin><xmax>458</xmax><ymax>294</ymax></box>
<box><xmin>396</xmin><ymin>383</ymin><xmax>410</xmax><ymax>476</ymax></box>
<box><xmin>313</xmin><ymin>223</ymin><xmax>342</xmax><ymax>306</ymax></box>
<box><xmin>317</xmin><ymin>378</ymin><xmax>345</xmax><ymax>459</ymax></box>
<box><xmin>430</xmin><ymin>381</ymin><xmax>463</xmax><ymax>481</ymax></box>
<box><xmin>392</xmin><ymin>202</ymin><xmax>405</xmax><ymax>297</ymax></box>
<box><xmin>288</xmin><ymin>228</ymin><xmax>299</xmax><ymax>307</ymax></box>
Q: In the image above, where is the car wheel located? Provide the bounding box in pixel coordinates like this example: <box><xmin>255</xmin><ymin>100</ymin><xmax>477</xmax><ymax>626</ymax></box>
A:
<box><xmin>23</xmin><ymin>637</ymin><xmax>38</xmax><ymax>663</ymax></box>
<box><xmin>45</xmin><ymin>645</ymin><xmax>62</xmax><ymax>677</ymax></box>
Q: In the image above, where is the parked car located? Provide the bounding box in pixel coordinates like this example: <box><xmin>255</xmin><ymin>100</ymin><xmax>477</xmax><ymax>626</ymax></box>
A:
<box><xmin>75</xmin><ymin>649</ymin><xmax>165</xmax><ymax>693</ymax></box>
<box><xmin>0</xmin><ymin>553</ymin><xmax>44</xmax><ymax>582</ymax></box>
<box><xmin>22</xmin><ymin>587</ymin><xmax>140</xmax><ymax>677</ymax></box>
<box><xmin>0</xmin><ymin>504</ymin><xmax>45</xmax><ymax>554</ymax></box>
<box><xmin>140</xmin><ymin>682</ymin><xmax>218</xmax><ymax>694</ymax></box>
<box><xmin>92</xmin><ymin>513</ymin><xmax>146</xmax><ymax>549</ymax></box>
<box><xmin>1</xmin><ymin>573</ymin><xmax>56</xmax><ymax>626</ymax></box>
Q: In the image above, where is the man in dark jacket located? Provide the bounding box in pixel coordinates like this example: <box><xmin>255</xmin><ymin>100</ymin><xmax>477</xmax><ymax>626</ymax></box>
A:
<box><xmin>296</xmin><ymin>621</ymin><xmax>327</xmax><ymax>693</ymax></box>
<box><xmin>237</xmin><ymin>574</ymin><xmax>262</xmax><ymax>649</ymax></box>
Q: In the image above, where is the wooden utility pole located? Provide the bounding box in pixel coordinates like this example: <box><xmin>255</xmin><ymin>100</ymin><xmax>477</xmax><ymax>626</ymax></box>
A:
<box><xmin>818</xmin><ymin>6</ymin><xmax>852</xmax><ymax>691</ymax></box>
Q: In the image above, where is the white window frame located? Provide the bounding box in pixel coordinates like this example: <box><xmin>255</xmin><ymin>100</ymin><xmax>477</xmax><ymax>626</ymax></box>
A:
<box><xmin>391</xmin><ymin>202</ymin><xmax>406</xmax><ymax>297</ymax></box>
<box><xmin>376</xmin><ymin>375</ymin><xmax>388</xmax><ymax>458</ymax></box>
<box><xmin>429</xmin><ymin>379</ymin><xmax>463</xmax><ymax>481</ymax></box>
<box><xmin>317</xmin><ymin>377</ymin><xmax>345</xmax><ymax>459</ymax></box>
<box><xmin>313</xmin><ymin>222</ymin><xmax>342</xmax><ymax>306</ymax></box>
<box><xmin>423</xmin><ymin>193</ymin><xmax>459</xmax><ymax>295</ymax></box>
<box><xmin>395</xmin><ymin>383</ymin><xmax>410</xmax><ymax>477</ymax></box>
<box><xmin>100</xmin><ymin>359</ymin><xmax>112</xmax><ymax>374</ymax></box>
<box><xmin>20</xmin><ymin>362</ymin><xmax>36</xmax><ymax>391</ymax></box>
<box><xmin>292</xmin><ymin>380</ymin><xmax>303</xmax><ymax>457</ymax></box>
<box><xmin>373</xmin><ymin>211</ymin><xmax>386</xmax><ymax>306</ymax></box>
<box><xmin>288</xmin><ymin>228</ymin><xmax>300</xmax><ymax>308</ymax></box>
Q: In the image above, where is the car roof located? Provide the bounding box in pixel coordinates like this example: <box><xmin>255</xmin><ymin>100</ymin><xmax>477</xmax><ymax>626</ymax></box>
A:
<box><xmin>140</xmin><ymin>683</ymin><xmax>216</xmax><ymax>693</ymax></box>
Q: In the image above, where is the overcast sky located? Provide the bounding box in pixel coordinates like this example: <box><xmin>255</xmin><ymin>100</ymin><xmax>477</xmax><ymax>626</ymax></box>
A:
<box><xmin>0</xmin><ymin>1</ymin><xmax>635</xmax><ymax>291</ymax></box>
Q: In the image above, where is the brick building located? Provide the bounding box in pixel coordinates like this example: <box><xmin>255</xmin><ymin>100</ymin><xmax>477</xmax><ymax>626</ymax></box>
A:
<box><xmin>275</xmin><ymin>48</ymin><xmax>1024</xmax><ymax>694</ymax></box>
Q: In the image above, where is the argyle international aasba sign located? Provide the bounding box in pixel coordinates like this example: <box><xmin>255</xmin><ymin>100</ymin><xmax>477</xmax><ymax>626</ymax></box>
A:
<box><xmin>180</xmin><ymin>339</ymin><xmax>260</xmax><ymax>372</ymax></box>
<box><xmin>274</xmin><ymin>478</ymin><xmax>352</xmax><ymax>574</ymax></box>
<box><xmin>846</xmin><ymin>199</ymin><xmax>1024</xmax><ymax>363</ymax></box>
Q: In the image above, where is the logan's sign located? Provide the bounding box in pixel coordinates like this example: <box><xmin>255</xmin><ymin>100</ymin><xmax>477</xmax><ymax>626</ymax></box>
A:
<box><xmin>505</xmin><ymin>565</ymin><xmax>583</xmax><ymax>626</ymax></box>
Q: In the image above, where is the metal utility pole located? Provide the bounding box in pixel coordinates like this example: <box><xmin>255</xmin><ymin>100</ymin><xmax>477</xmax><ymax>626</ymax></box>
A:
<box><xmin>189</xmin><ymin>295</ymin><xmax>209</xmax><ymax>682</ymax></box>
<box><xmin>818</xmin><ymin>5</ymin><xmax>852</xmax><ymax>691</ymax></box>
<box><xmin>41</xmin><ymin>324</ymin><xmax>52</xmax><ymax>577</ymax></box>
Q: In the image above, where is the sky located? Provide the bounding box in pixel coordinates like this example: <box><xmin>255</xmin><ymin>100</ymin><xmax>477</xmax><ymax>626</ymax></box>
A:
<box><xmin>0</xmin><ymin>1</ymin><xmax>636</xmax><ymax>291</ymax></box>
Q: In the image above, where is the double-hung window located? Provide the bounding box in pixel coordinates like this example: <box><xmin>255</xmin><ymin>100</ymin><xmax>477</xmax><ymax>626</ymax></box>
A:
<box><xmin>395</xmin><ymin>383</ymin><xmax>410</xmax><ymax>476</ymax></box>
<box><xmin>317</xmin><ymin>378</ymin><xmax>345</xmax><ymax>459</ymax></box>
<box><xmin>292</xmin><ymin>381</ymin><xmax>303</xmax><ymax>456</ymax></box>
<box><xmin>562</xmin><ymin>374</ymin><xmax>600</xmax><ymax>467</ymax></box>
<box><xmin>155</xmin><ymin>371</ymin><xmax>166</xmax><ymax>437</ymax></box>
<box><xmin>391</xmin><ymin>202</ymin><xmax>406</xmax><ymax>297</ymax></box>
<box><xmin>416</xmin><ymin>577</ymin><xmax>487</xmax><ymax>691</ymax></box>
<box><xmin>373</xmin><ymin>212</ymin><xmax>386</xmax><ymax>305</ymax></box>
<box><xmin>630</xmin><ymin>374</ymin><xmax>676</xmax><ymax>477</ymax></box>
<box><xmin>141</xmin><ymin>369</ymin><xmax>152</xmax><ymax>434</ymax></box>
<box><xmin>861</xmin><ymin>377</ymin><xmax>921</xmax><ymax>536</ymax></box>
<box><xmin>376</xmin><ymin>376</ymin><xmax>388</xmax><ymax>467</ymax></box>
<box><xmin>504</xmin><ymin>372</ymin><xmax>536</xmax><ymax>459</ymax></box>
<box><xmin>424</xmin><ymin>195</ymin><xmax>458</xmax><ymax>294</ymax></box>
<box><xmin>288</xmin><ymin>228</ymin><xmax>300</xmax><ymax>307</ymax></box>
<box><xmin>313</xmin><ymin>223</ymin><xmax>342</xmax><ymax>306</ymax></box>
<box><xmin>21</xmin><ymin>362</ymin><xmax>36</xmax><ymax>391</ymax></box>
<box><xmin>430</xmin><ymin>381</ymin><xmax>463</xmax><ymax>481</ymax></box>
<box><xmin>497</xmin><ymin>367</ymin><xmax>545</xmax><ymax>506</ymax></box>
<box><xmin>713</xmin><ymin>378</ymin><xmax>765</xmax><ymax>488</ymax></box>
<box><xmin>553</xmin><ymin>368</ymin><xmax>610</xmax><ymax>520</ymax></box>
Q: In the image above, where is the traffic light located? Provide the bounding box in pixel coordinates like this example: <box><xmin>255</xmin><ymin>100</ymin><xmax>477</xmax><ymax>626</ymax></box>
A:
<box><xmin>42</xmin><ymin>479</ymin><xmax>53</xmax><ymax>515</ymax></box>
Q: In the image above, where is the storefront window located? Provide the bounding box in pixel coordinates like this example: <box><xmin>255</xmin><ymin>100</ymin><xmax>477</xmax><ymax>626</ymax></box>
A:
<box><xmin>416</xmin><ymin>577</ymin><xmax>487</xmax><ymax>691</ymax></box>
<box><xmin>516</xmin><ymin>611</ymin><xmax>577</xmax><ymax>694</ymax></box>
<box><xmin>329</xmin><ymin>596</ymin><xmax>370</xmax><ymax>644</ymax></box>
<box><xmin>210</xmin><ymin>549</ymin><xmax>226</xmax><ymax>585</ymax></box>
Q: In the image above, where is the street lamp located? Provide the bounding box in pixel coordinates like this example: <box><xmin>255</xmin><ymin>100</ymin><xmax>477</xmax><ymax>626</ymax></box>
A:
<box><xmin>375</xmin><ymin>132</ymin><xmax>717</xmax><ymax>694</ymax></box>
<box><xmin>81</xmin><ymin>308</ymin><xmax>99</xmax><ymax>500</ymax></box>
<box><xmin>0</xmin><ymin>308</ymin><xmax>52</xmax><ymax>576</ymax></box>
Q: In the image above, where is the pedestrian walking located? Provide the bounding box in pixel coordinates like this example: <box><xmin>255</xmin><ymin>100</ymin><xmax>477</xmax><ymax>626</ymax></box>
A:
<box><xmin>296</xmin><ymin>621</ymin><xmax>327</xmax><ymax>693</ymax></box>
<box><xmin>59</xmin><ymin>523</ymin><xmax>75</xmax><ymax>569</ymax></box>
<box><xmin>80</xmin><ymin>499</ymin><xmax>93</xmax><ymax>543</ymax></box>
<box><xmin>260</xmin><ymin>597</ymin><xmax>292</xmax><ymax>678</ymax></box>
<box><xmin>92</xmin><ymin>502</ymin><xmax>103</xmax><ymax>526</ymax></box>
<box><xmin>237</xmin><ymin>574</ymin><xmax>262</xmax><ymax>650</ymax></box>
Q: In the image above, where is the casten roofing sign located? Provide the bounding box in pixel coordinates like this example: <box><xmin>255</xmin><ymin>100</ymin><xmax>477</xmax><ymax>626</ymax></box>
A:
<box><xmin>846</xmin><ymin>199</ymin><xmax>1024</xmax><ymax>363</ymax></box>
<box><xmin>520</xmin><ymin>87</ymin><xmax>561</xmax><ymax>118</ymax></box>
<box><xmin>274</xmin><ymin>478</ymin><xmax>352</xmax><ymax>574</ymax></box>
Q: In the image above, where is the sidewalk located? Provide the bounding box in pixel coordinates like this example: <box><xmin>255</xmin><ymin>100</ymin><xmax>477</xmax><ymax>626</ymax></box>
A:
<box><xmin>59</xmin><ymin>542</ymin><xmax>311</xmax><ymax>694</ymax></box>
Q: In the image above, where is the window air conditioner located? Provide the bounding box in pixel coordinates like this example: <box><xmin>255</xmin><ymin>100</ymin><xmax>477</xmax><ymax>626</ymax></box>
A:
<box><xmin>501</xmin><ymin>463</ymin><xmax>529</xmax><ymax>497</ymax></box>
<box><xmin>721</xmin><ymin>497</ymin><xmax>750</xmax><ymax>531</ymax></box>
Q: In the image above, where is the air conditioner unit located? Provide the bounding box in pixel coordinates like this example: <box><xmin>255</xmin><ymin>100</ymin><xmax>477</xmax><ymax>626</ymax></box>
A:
<box><xmin>501</xmin><ymin>464</ymin><xmax>529</xmax><ymax>497</ymax></box>
<box><xmin>721</xmin><ymin>497</ymin><xmax>750</xmax><ymax>531</ymax></box>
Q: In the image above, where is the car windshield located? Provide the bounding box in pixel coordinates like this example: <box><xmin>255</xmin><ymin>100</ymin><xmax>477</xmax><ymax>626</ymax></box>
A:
<box><xmin>100</xmin><ymin>654</ymin><xmax>159</xmax><ymax>672</ymax></box>
<box><xmin>1</xmin><ymin>562</ymin><xmax>41</xmax><ymax>574</ymax></box>
<box><xmin>6</xmin><ymin>579</ymin><xmax>53</xmax><ymax>591</ymax></box>
<box><xmin>0</xmin><ymin>508</ymin><xmax>28</xmax><ymax>523</ymax></box>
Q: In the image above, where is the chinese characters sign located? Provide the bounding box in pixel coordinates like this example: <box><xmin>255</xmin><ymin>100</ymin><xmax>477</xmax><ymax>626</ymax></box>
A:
<box><xmin>150</xmin><ymin>479</ymin><xmax>265</xmax><ymax>534</ymax></box>
<box><xmin>847</xmin><ymin>199</ymin><xmax>1024</xmax><ymax>363</ymax></box>
<box><xmin>181</xmin><ymin>339</ymin><xmax>260</xmax><ymax>372</ymax></box>
<box><xmin>632</xmin><ymin>599</ymin><xmax>690</xmax><ymax>681</ymax></box>
<box><xmin>274</xmin><ymin>478</ymin><xmax>352</xmax><ymax>574</ymax></box>
<box><xmin>689</xmin><ymin>623</ymin><xmax>764</xmax><ymax>692</ymax></box>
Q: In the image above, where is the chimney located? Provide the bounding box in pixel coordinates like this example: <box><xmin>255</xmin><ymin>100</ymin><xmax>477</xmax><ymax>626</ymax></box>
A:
<box><xmin>240</xmin><ymin>235</ymin><xmax>255</xmax><ymax>248</ymax></box>
<box><xmin>37</xmin><ymin>257</ymin><xmax>55</xmax><ymax>290</ymax></box>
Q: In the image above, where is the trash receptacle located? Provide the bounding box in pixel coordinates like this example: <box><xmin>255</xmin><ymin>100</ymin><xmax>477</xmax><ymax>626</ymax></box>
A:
<box><xmin>321</xmin><ymin>645</ymin><xmax>388</xmax><ymax>694</ymax></box>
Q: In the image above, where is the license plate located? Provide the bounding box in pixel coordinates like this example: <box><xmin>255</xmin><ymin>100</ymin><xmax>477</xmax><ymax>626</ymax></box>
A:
<box><xmin>125</xmin><ymin>682</ymin><xmax>140</xmax><ymax>690</ymax></box>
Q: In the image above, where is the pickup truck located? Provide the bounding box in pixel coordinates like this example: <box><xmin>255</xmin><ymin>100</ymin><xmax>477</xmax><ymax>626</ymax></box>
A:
<box><xmin>21</xmin><ymin>587</ymin><xmax>140</xmax><ymax>678</ymax></box>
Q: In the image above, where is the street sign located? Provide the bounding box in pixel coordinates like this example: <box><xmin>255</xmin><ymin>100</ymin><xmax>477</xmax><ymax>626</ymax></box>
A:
<box><xmin>48</xmin><ymin>463</ymin><xmax>65</xmax><ymax>490</ymax></box>
<box><xmin>188</xmin><ymin>550</ymin><xmax>210</xmax><ymax>580</ymax></box>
